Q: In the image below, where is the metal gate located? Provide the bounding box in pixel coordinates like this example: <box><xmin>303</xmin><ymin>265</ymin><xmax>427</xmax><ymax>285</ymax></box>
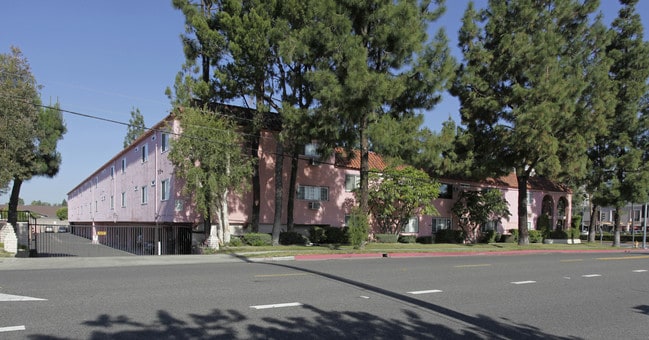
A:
<box><xmin>29</xmin><ymin>224</ymin><xmax>193</xmax><ymax>257</ymax></box>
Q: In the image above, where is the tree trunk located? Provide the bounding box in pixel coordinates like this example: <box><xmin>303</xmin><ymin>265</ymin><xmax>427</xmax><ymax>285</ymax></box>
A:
<box><xmin>271</xmin><ymin>140</ymin><xmax>284</xmax><ymax>246</ymax></box>
<box><xmin>612</xmin><ymin>206</ymin><xmax>621</xmax><ymax>247</ymax></box>
<box><xmin>359</xmin><ymin>114</ymin><xmax>369</xmax><ymax>215</ymax></box>
<box><xmin>588</xmin><ymin>204</ymin><xmax>598</xmax><ymax>243</ymax></box>
<box><xmin>286</xmin><ymin>147</ymin><xmax>299</xmax><ymax>232</ymax></box>
<box><xmin>8</xmin><ymin>177</ymin><xmax>23</xmax><ymax>234</ymax></box>
<box><xmin>249</xmin><ymin>134</ymin><xmax>261</xmax><ymax>232</ymax></box>
<box><xmin>516</xmin><ymin>173</ymin><xmax>530</xmax><ymax>245</ymax></box>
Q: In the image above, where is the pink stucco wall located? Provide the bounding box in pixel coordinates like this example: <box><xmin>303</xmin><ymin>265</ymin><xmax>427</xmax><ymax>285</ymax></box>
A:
<box><xmin>68</xmin><ymin>115</ymin><xmax>572</xmax><ymax>236</ymax></box>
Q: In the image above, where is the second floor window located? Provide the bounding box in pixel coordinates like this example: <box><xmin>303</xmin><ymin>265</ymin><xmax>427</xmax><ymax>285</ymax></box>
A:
<box><xmin>161</xmin><ymin>179</ymin><xmax>170</xmax><ymax>201</ymax></box>
<box><xmin>439</xmin><ymin>183</ymin><xmax>453</xmax><ymax>199</ymax></box>
<box><xmin>121</xmin><ymin>192</ymin><xmax>126</xmax><ymax>207</ymax></box>
<box><xmin>121</xmin><ymin>158</ymin><xmax>126</xmax><ymax>173</ymax></box>
<box><xmin>345</xmin><ymin>174</ymin><xmax>360</xmax><ymax>192</ymax></box>
<box><xmin>161</xmin><ymin>133</ymin><xmax>169</xmax><ymax>152</ymax></box>
<box><xmin>297</xmin><ymin>185</ymin><xmax>328</xmax><ymax>201</ymax></box>
<box><xmin>141</xmin><ymin>185</ymin><xmax>148</xmax><ymax>204</ymax></box>
<box><xmin>141</xmin><ymin>144</ymin><xmax>148</xmax><ymax>163</ymax></box>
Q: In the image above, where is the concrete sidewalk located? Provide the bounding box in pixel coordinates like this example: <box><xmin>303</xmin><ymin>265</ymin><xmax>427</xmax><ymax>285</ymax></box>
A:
<box><xmin>2</xmin><ymin>248</ymin><xmax>648</xmax><ymax>271</ymax></box>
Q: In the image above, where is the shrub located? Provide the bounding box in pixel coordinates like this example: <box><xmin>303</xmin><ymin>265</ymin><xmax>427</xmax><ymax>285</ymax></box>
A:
<box><xmin>528</xmin><ymin>230</ymin><xmax>542</xmax><ymax>243</ymax></box>
<box><xmin>348</xmin><ymin>210</ymin><xmax>370</xmax><ymax>249</ymax></box>
<box><xmin>569</xmin><ymin>227</ymin><xmax>580</xmax><ymax>240</ymax></box>
<box><xmin>435</xmin><ymin>229</ymin><xmax>464</xmax><ymax>243</ymax></box>
<box><xmin>549</xmin><ymin>229</ymin><xmax>568</xmax><ymax>239</ymax></box>
<box><xmin>308</xmin><ymin>227</ymin><xmax>326</xmax><ymax>244</ymax></box>
<box><xmin>537</xmin><ymin>215</ymin><xmax>552</xmax><ymax>238</ymax></box>
<box><xmin>398</xmin><ymin>235</ymin><xmax>417</xmax><ymax>243</ymax></box>
<box><xmin>416</xmin><ymin>235</ymin><xmax>434</xmax><ymax>244</ymax></box>
<box><xmin>227</xmin><ymin>236</ymin><xmax>243</xmax><ymax>247</ymax></box>
<box><xmin>481</xmin><ymin>230</ymin><xmax>499</xmax><ymax>244</ymax></box>
<box><xmin>242</xmin><ymin>233</ymin><xmax>272</xmax><ymax>246</ymax></box>
<box><xmin>325</xmin><ymin>226</ymin><xmax>349</xmax><ymax>244</ymax></box>
<box><xmin>279</xmin><ymin>231</ymin><xmax>307</xmax><ymax>245</ymax></box>
<box><xmin>375</xmin><ymin>233</ymin><xmax>399</xmax><ymax>243</ymax></box>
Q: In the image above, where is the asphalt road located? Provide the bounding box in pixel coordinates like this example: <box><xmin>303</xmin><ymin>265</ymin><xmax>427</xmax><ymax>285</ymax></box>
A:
<box><xmin>1</xmin><ymin>252</ymin><xmax>648</xmax><ymax>339</ymax></box>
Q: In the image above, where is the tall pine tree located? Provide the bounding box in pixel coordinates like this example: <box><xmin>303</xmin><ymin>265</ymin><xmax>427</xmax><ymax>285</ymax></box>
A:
<box><xmin>452</xmin><ymin>0</ymin><xmax>608</xmax><ymax>245</ymax></box>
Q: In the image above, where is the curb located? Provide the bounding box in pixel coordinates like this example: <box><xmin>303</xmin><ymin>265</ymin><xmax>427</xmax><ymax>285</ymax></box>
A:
<box><xmin>292</xmin><ymin>248</ymin><xmax>649</xmax><ymax>261</ymax></box>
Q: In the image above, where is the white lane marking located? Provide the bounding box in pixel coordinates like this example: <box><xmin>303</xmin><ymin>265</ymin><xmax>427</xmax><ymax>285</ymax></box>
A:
<box><xmin>632</xmin><ymin>270</ymin><xmax>648</xmax><ymax>273</ymax></box>
<box><xmin>582</xmin><ymin>274</ymin><xmax>602</xmax><ymax>278</ymax></box>
<box><xmin>250</xmin><ymin>302</ymin><xmax>302</xmax><ymax>310</ymax></box>
<box><xmin>0</xmin><ymin>293</ymin><xmax>47</xmax><ymax>302</ymax></box>
<box><xmin>511</xmin><ymin>281</ymin><xmax>536</xmax><ymax>285</ymax></box>
<box><xmin>0</xmin><ymin>325</ymin><xmax>26</xmax><ymax>333</ymax></box>
<box><xmin>408</xmin><ymin>289</ymin><xmax>443</xmax><ymax>295</ymax></box>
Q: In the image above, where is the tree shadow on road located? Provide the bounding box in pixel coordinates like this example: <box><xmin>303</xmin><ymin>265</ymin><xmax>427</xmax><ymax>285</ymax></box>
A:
<box><xmin>634</xmin><ymin>305</ymin><xmax>649</xmax><ymax>316</ymax></box>
<box><xmin>27</xmin><ymin>260</ymin><xmax>583</xmax><ymax>339</ymax></box>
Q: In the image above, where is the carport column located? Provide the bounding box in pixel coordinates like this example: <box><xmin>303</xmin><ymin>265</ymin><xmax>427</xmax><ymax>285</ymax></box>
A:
<box><xmin>91</xmin><ymin>222</ymin><xmax>98</xmax><ymax>244</ymax></box>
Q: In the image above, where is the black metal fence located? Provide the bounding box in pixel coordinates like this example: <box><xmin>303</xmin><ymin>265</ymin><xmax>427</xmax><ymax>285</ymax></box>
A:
<box><xmin>30</xmin><ymin>224</ymin><xmax>192</xmax><ymax>257</ymax></box>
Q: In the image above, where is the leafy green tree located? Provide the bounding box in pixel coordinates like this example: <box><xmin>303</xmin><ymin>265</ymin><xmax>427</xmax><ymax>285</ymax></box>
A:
<box><xmin>0</xmin><ymin>47</ymin><xmax>40</xmax><ymax>193</ymax></box>
<box><xmin>348</xmin><ymin>207</ymin><xmax>370</xmax><ymax>249</ymax></box>
<box><xmin>451</xmin><ymin>188</ymin><xmax>511</xmax><ymax>244</ymax></box>
<box><xmin>586</xmin><ymin>0</ymin><xmax>649</xmax><ymax>247</ymax></box>
<box><xmin>311</xmin><ymin>0</ymin><xmax>455</xmax><ymax>215</ymax></box>
<box><xmin>366</xmin><ymin>166</ymin><xmax>439</xmax><ymax>235</ymax></box>
<box><xmin>7</xmin><ymin>101</ymin><xmax>66</xmax><ymax>232</ymax></box>
<box><xmin>452</xmin><ymin>0</ymin><xmax>608</xmax><ymax>245</ymax></box>
<box><xmin>168</xmin><ymin>106</ymin><xmax>253</xmax><ymax>249</ymax></box>
<box><xmin>123</xmin><ymin>107</ymin><xmax>146</xmax><ymax>148</ymax></box>
<box><xmin>56</xmin><ymin>207</ymin><xmax>68</xmax><ymax>220</ymax></box>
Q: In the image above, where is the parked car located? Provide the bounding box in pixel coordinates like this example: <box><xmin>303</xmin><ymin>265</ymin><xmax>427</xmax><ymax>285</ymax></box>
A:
<box><xmin>45</xmin><ymin>226</ymin><xmax>54</xmax><ymax>233</ymax></box>
<box><xmin>58</xmin><ymin>226</ymin><xmax>68</xmax><ymax>233</ymax></box>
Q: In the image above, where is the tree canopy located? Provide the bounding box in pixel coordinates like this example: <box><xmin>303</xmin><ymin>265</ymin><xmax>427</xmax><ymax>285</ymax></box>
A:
<box><xmin>452</xmin><ymin>0</ymin><xmax>608</xmax><ymax>245</ymax></box>
<box><xmin>452</xmin><ymin>188</ymin><xmax>511</xmax><ymax>244</ymax></box>
<box><xmin>123</xmin><ymin>107</ymin><xmax>146</xmax><ymax>148</ymax></box>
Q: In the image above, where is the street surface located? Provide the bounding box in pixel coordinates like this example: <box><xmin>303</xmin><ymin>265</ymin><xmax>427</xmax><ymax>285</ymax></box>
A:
<box><xmin>1</xmin><ymin>252</ymin><xmax>648</xmax><ymax>339</ymax></box>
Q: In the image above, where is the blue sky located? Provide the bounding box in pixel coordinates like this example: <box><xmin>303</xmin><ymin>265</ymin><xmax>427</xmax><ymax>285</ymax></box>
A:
<box><xmin>1</xmin><ymin>0</ymin><xmax>648</xmax><ymax>205</ymax></box>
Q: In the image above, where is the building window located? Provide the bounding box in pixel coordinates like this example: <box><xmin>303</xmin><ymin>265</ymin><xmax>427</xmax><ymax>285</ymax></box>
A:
<box><xmin>141</xmin><ymin>186</ymin><xmax>148</xmax><ymax>204</ymax></box>
<box><xmin>403</xmin><ymin>217</ymin><xmax>419</xmax><ymax>233</ymax></box>
<box><xmin>161</xmin><ymin>133</ymin><xmax>169</xmax><ymax>152</ymax></box>
<box><xmin>161</xmin><ymin>179</ymin><xmax>170</xmax><ymax>201</ymax></box>
<box><xmin>600</xmin><ymin>211</ymin><xmax>608</xmax><ymax>222</ymax></box>
<box><xmin>345</xmin><ymin>174</ymin><xmax>360</xmax><ymax>192</ymax></box>
<box><xmin>481</xmin><ymin>220</ymin><xmax>497</xmax><ymax>232</ymax></box>
<box><xmin>439</xmin><ymin>183</ymin><xmax>453</xmax><ymax>199</ymax></box>
<box><xmin>304</xmin><ymin>143</ymin><xmax>319</xmax><ymax>157</ymax></box>
<box><xmin>527</xmin><ymin>192</ymin><xmax>533</xmax><ymax>205</ymax></box>
<box><xmin>95</xmin><ymin>201</ymin><xmax>98</xmax><ymax>212</ymax></box>
<box><xmin>110</xmin><ymin>166</ymin><xmax>115</xmax><ymax>179</ymax></box>
<box><xmin>633</xmin><ymin>210</ymin><xmax>641</xmax><ymax>222</ymax></box>
<box><xmin>297</xmin><ymin>185</ymin><xmax>329</xmax><ymax>201</ymax></box>
<box><xmin>121</xmin><ymin>192</ymin><xmax>126</xmax><ymax>207</ymax></box>
<box><xmin>432</xmin><ymin>218</ymin><xmax>452</xmax><ymax>233</ymax></box>
<box><xmin>141</xmin><ymin>143</ymin><xmax>148</xmax><ymax>163</ymax></box>
<box><xmin>121</xmin><ymin>158</ymin><xmax>126</xmax><ymax>173</ymax></box>
<box><xmin>110</xmin><ymin>195</ymin><xmax>114</xmax><ymax>210</ymax></box>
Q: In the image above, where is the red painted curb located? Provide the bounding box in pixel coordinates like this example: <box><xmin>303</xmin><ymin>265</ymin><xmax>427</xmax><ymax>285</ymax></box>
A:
<box><xmin>294</xmin><ymin>249</ymin><xmax>649</xmax><ymax>261</ymax></box>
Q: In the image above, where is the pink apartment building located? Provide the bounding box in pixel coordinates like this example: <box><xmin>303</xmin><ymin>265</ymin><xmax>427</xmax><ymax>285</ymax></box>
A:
<box><xmin>67</xmin><ymin>105</ymin><xmax>572</xmax><ymax>254</ymax></box>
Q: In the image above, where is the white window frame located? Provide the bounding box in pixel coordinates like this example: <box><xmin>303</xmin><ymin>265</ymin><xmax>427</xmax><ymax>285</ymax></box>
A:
<box><xmin>121</xmin><ymin>192</ymin><xmax>126</xmax><ymax>208</ymax></box>
<box><xmin>161</xmin><ymin>133</ymin><xmax>169</xmax><ymax>152</ymax></box>
<box><xmin>297</xmin><ymin>185</ymin><xmax>329</xmax><ymax>201</ymax></box>
<box><xmin>110</xmin><ymin>166</ymin><xmax>115</xmax><ymax>179</ymax></box>
<box><xmin>432</xmin><ymin>218</ymin><xmax>452</xmax><ymax>233</ymax></box>
<box><xmin>304</xmin><ymin>143</ymin><xmax>319</xmax><ymax>157</ymax></box>
<box><xmin>403</xmin><ymin>217</ymin><xmax>419</xmax><ymax>233</ymax></box>
<box><xmin>161</xmin><ymin>179</ymin><xmax>170</xmax><ymax>201</ymax></box>
<box><xmin>141</xmin><ymin>143</ymin><xmax>148</xmax><ymax>163</ymax></box>
<box><xmin>141</xmin><ymin>185</ymin><xmax>148</xmax><ymax>204</ymax></box>
<box><xmin>121</xmin><ymin>158</ymin><xmax>126</xmax><ymax>173</ymax></box>
<box><xmin>345</xmin><ymin>174</ymin><xmax>360</xmax><ymax>192</ymax></box>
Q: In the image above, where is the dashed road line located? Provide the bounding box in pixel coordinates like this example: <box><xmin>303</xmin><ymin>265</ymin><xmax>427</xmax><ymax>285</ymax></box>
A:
<box><xmin>0</xmin><ymin>293</ymin><xmax>47</xmax><ymax>302</ymax></box>
<box><xmin>250</xmin><ymin>302</ymin><xmax>302</xmax><ymax>310</ymax></box>
<box><xmin>254</xmin><ymin>273</ymin><xmax>310</xmax><ymax>278</ymax></box>
<box><xmin>560</xmin><ymin>259</ymin><xmax>584</xmax><ymax>263</ymax></box>
<box><xmin>510</xmin><ymin>281</ymin><xmax>536</xmax><ymax>285</ymax></box>
<box><xmin>0</xmin><ymin>325</ymin><xmax>26</xmax><ymax>333</ymax></box>
<box><xmin>597</xmin><ymin>255</ymin><xmax>649</xmax><ymax>261</ymax></box>
<box><xmin>408</xmin><ymin>289</ymin><xmax>443</xmax><ymax>295</ymax></box>
<box><xmin>581</xmin><ymin>274</ymin><xmax>602</xmax><ymax>278</ymax></box>
<box><xmin>454</xmin><ymin>264</ymin><xmax>492</xmax><ymax>268</ymax></box>
<box><xmin>632</xmin><ymin>270</ymin><xmax>647</xmax><ymax>273</ymax></box>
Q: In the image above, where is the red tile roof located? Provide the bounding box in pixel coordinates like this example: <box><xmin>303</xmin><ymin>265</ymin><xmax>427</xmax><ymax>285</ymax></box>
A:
<box><xmin>474</xmin><ymin>173</ymin><xmax>571</xmax><ymax>193</ymax></box>
<box><xmin>334</xmin><ymin>148</ymin><xmax>387</xmax><ymax>171</ymax></box>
